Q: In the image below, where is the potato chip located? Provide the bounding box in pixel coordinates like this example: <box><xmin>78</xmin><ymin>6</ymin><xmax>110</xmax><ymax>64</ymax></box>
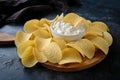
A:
<box><xmin>84</xmin><ymin>26</ymin><xmax>103</xmax><ymax>37</ymax></box>
<box><xmin>21</xmin><ymin>46</ymin><xmax>38</xmax><ymax>67</ymax></box>
<box><xmin>84</xmin><ymin>33</ymin><xmax>99</xmax><ymax>39</ymax></box>
<box><xmin>91</xmin><ymin>21</ymin><xmax>109</xmax><ymax>32</ymax></box>
<box><xmin>75</xmin><ymin>18</ymin><xmax>90</xmax><ymax>31</ymax></box>
<box><xmin>15</xmin><ymin>30</ymin><xmax>32</xmax><ymax>47</ymax></box>
<box><xmin>59</xmin><ymin>48</ymin><xmax>82</xmax><ymax>65</ymax></box>
<box><xmin>83</xmin><ymin>35</ymin><xmax>97</xmax><ymax>40</ymax></box>
<box><xmin>42</xmin><ymin>42</ymin><xmax>62</xmax><ymax>63</ymax></box>
<box><xmin>63</xmin><ymin>13</ymin><xmax>84</xmax><ymax>26</ymax></box>
<box><xmin>42</xmin><ymin>23</ymin><xmax>50</xmax><ymax>31</ymax></box>
<box><xmin>38</xmin><ymin>18</ymin><xmax>49</xmax><ymax>26</ymax></box>
<box><xmin>24</xmin><ymin>19</ymin><xmax>40</xmax><ymax>33</ymax></box>
<box><xmin>42</xmin><ymin>23</ymin><xmax>52</xmax><ymax>36</ymax></box>
<box><xmin>103</xmin><ymin>32</ymin><xmax>113</xmax><ymax>46</ymax></box>
<box><xmin>32</xmin><ymin>29</ymin><xmax>51</xmax><ymax>38</ymax></box>
<box><xmin>17</xmin><ymin>40</ymin><xmax>34</xmax><ymax>58</ymax></box>
<box><xmin>34</xmin><ymin>48</ymin><xmax>47</xmax><ymax>63</ymax></box>
<box><xmin>75</xmin><ymin>39</ymin><xmax>95</xmax><ymax>59</ymax></box>
<box><xmin>52</xmin><ymin>38</ymin><xmax>66</xmax><ymax>49</ymax></box>
<box><xmin>90</xmin><ymin>37</ymin><xmax>109</xmax><ymax>55</ymax></box>
<box><xmin>67</xmin><ymin>39</ymin><xmax>95</xmax><ymax>59</ymax></box>
<box><xmin>34</xmin><ymin>37</ymin><xmax>51</xmax><ymax>50</ymax></box>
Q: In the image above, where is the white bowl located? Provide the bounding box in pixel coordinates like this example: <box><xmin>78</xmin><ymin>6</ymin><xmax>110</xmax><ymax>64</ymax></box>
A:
<box><xmin>50</xmin><ymin>26</ymin><xmax>85</xmax><ymax>41</ymax></box>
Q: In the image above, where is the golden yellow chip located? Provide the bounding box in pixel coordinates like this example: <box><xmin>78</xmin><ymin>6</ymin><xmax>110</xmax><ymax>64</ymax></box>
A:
<box><xmin>91</xmin><ymin>21</ymin><xmax>109</xmax><ymax>32</ymax></box>
<box><xmin>103</xmin><ymin>32</ymin><xmax>113</xmax><ymax>46</ymax></box>
<box><xmin>15</xmin><ymin>30</ymin><xmax>32</xmax><ymax>47</ymax></box>
<box><xmin>34</xmin><ymin>37</ymin><xmax>51</xmax><ymax>50</ymax></box>
<box><xmin>84</xmin><ymin>26</ymin><xmax>103</xmax><ymax>37</ymax></box>
<box><xmin>63</xmin><ymin>13</ymin><xmax>84</xmax><ymax>26</ymax></box>
<box><xmin>75</xmin><ymin>18</ymin><xmax>90</xmax><ymax>31</ymax></box>
<box><xmin>75</xmin><ymin>39</ymin><xmax>95</xmax><ymax>59</ymax></box>
<box><xmin>38</xmin><ymin>18</ymin><xmax>49</xmax><ymax>26</ymax></box>
<box><xmin>43</xmin><ymin>23</ymin><xmax>50</xmax><ymax>31</ymax></box>
<box><xmin>59</xmin><ymin>48</ymin><xmax>82</xmax><ymax>65</ymax></box>
<box><xmin>83</xmin><ymin>35</ymin><xmax>97</xmax><ymax>41</ymax></box>
<box><xmin>42</xmin><ymin>23</ymin><xmax>52</xmax><ymax>36</ymax></box>
<box><xmin>34</xmin><ymin>48</ymin><xmax>47</xmax><ymax>63</ymax></box>
<box><xmin>42</xmin><ymin>42</ymin><xmax>62</xmax><ymax>63</ymax></box>
<box><xmin>21</xmin><ymin>46</ymin><xmax>38</xmax><ymax>67</ymax></box>
<box><xmin>17</xmin><ymin>40</ymin><xmax>34</xmax><ymax>58</ymax></box>
<box><xmin>32</xmin><ymin>29</ymin><xmax>51</xmax><ymax>38</ymax></box>
<box><xmin>24</xmin><ymin>19</ymin><xmax>40</xmax><ymax>33</ymax></box>
<box><xmin>52</xmin><ymin>38</ymin><xmax>66</xmax><ymax>49</ymax></box>
<box><xmin>67</xmin><ymin>39</ymin><xmax>95</xmax><ymax>59</ymax></box>
<box><xmin>90</xmin><ymin>37</ymin><xmax>109</xmax><ymax>55</ymax></box>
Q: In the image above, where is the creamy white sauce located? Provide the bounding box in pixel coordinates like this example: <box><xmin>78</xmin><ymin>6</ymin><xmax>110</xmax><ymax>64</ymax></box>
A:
<box><xmin>50</xmin><ymin>15</ymin><xmax>86</xmax><ymax>41</ymax></box>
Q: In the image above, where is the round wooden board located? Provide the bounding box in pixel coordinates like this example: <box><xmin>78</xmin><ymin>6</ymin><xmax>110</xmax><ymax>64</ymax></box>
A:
<box><xmin>42</xmin><ymin>50</ymin><xmax>106</xmax><ymax>72</ymax></box>
<box><xmin>0</xmin><ymin>33</ymin><xmax>15</xmax><ymax>44</ymax></box>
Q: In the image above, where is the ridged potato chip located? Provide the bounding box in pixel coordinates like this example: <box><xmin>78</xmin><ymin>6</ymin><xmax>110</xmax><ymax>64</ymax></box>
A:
<box><xmin>59</xmin><ymin>48</ymin><xmax>82</xmax><ymax>65</ymax></box>
<box><xmin>42</xmin><ymin>23</ymin><xmax>52</xmax><ymax>36</ymax></box>
<box><xmin>84</xmin><ymin>26</ymin><xmax>103</xmax><ymax>37</ymax></box>
<box><xmin>34</xmin><ymin>48</ymin><xmax>47</xmax><ymax>63</ymax></box>
<box><xmin>21</xmin><ymin>46</ymin><xmax>38</xmax><ymax>67</ymax></box>
<box><xmin>83</xmin><ymin>35</ymin><xmax>97</xmax><ymax>41</ymax></box>
<box><xmin>42</xmin><ymin>42</ymin><xmax>62</xmax><ymax>63</ymax></box>
<box><xmin>24</xmin><ymin>19</ymin><xmax>40</xmax><ymax>33</ymax></box>
<box><xmin>34</xmin><ymin>37</ymin><xmax>51</xmax><ymax>63</ymax></box>
<box><xmin>52</xmin><ymin>38</ymin><xmax>66</xmax><ymax>49</ymax></box>
<box><xmin>17</xmin><ymin>40</ymin><xmax>34</xmax><ymax>58</ymax></box>
<box><xmin>15</xmin><ymin>30</ymin><xmax>32</xmax><ymax>47</ymax></box>
<box><xmin>91</xmin><ymin>21</ymin><xmax>109</xmax><ymax>32</ymax></box>
<box><xmin>32</xmin><ymin>29</ymin><xmax>51</xmax><ymax>38</ymax></box>
<box><xmin>67</xmin><ymin>39</ymin><xmax>95</xmax><ymax>59</ymax></box>
<box><xmin>75</xmin><ymin>18</ymin><xmax>90</xmax><ymax>31</ymax></box>
<box><xmin>75</xmin><ymin>39</ymin><xmax>95</xmax><ymax>59</ymax></box>
<box><xmin>90</xmin><ymin>37</ymin><xmax>109</xmax><ymax>55</ymax></box>
<box><xmin>34</xmin><ymin>37</ymin><xmax>51</xmax><ymax>50</ymax></box>
<box><xmin>103</xmin><ymin>32</ymin><xmax>113</xmax><ymax>46</ymax></box>
<box><xmin>63</xmin><ymin>13</ymin><xmax>84</xmax><ymax>26</ymax></box>
<box><xmin>38</xmin><ymin>18</ymin><xmax>49</xmax><ymax>26</ymax></box>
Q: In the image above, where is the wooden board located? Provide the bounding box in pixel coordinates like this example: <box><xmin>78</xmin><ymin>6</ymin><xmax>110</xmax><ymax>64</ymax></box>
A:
<box><xmin>0</xmin><ymin>33</ymin><xmax>15</xmax><ymax>44</ymax></box>
<box><xmin>42</xmin><ymin>50</ymin><xmax>106</xmax><ymax>72</ymax></box>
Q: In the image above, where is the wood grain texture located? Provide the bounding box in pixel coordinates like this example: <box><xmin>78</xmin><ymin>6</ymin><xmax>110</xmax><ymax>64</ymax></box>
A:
<box><xmin>42</xmin><ymin>50</ymin><xmax>106</xmax><ymax>72</ymax></box>
<box><xmin>0</xmin><ymin>33</ymin><xmax>15</xmax><ymax>44</ymax></box>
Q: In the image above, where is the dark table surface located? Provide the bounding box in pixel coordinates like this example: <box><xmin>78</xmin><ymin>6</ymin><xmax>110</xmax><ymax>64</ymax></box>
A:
<box><xmin>0</xmin><ymin>0</ymin><xmax>120</xmax><ymax>80</ymax></box>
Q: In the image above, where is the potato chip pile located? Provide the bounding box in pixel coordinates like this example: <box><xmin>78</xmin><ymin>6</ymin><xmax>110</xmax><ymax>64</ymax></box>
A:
<box><xmin>15</xmin><ymin>13</ymin><xmax>113</xmax><ymax>67</ymax></box>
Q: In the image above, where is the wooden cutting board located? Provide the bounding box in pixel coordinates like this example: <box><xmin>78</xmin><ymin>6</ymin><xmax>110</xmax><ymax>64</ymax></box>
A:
<box><xmin>0</xmin><ymin>33</ymin><xmax>15</xmax><ymax>44</ymax></box>
<box><xmin>42</xmin><ymin>50</ymin><xmax>106</xmax><ymax>72</ymax></box>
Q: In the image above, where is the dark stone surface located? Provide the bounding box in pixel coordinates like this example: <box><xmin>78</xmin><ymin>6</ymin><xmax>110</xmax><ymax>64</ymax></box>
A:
<box><xmin>0</xmin><ymin>0</ymin><xmax>120</xmax><ymax>80</ymax></box>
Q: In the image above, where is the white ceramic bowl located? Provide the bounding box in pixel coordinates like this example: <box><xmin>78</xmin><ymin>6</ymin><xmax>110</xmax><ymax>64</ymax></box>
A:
<box><xmin>50</xmin><ymin>26</ymin><xmax>85</xmax><ymax>41</ymax></box>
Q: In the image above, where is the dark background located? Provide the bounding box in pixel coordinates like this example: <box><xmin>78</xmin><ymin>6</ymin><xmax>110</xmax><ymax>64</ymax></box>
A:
<box><xmin>0</xmin><ymin>0</ymin><xmax>120</xmax><ymax>80</ymax></box>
